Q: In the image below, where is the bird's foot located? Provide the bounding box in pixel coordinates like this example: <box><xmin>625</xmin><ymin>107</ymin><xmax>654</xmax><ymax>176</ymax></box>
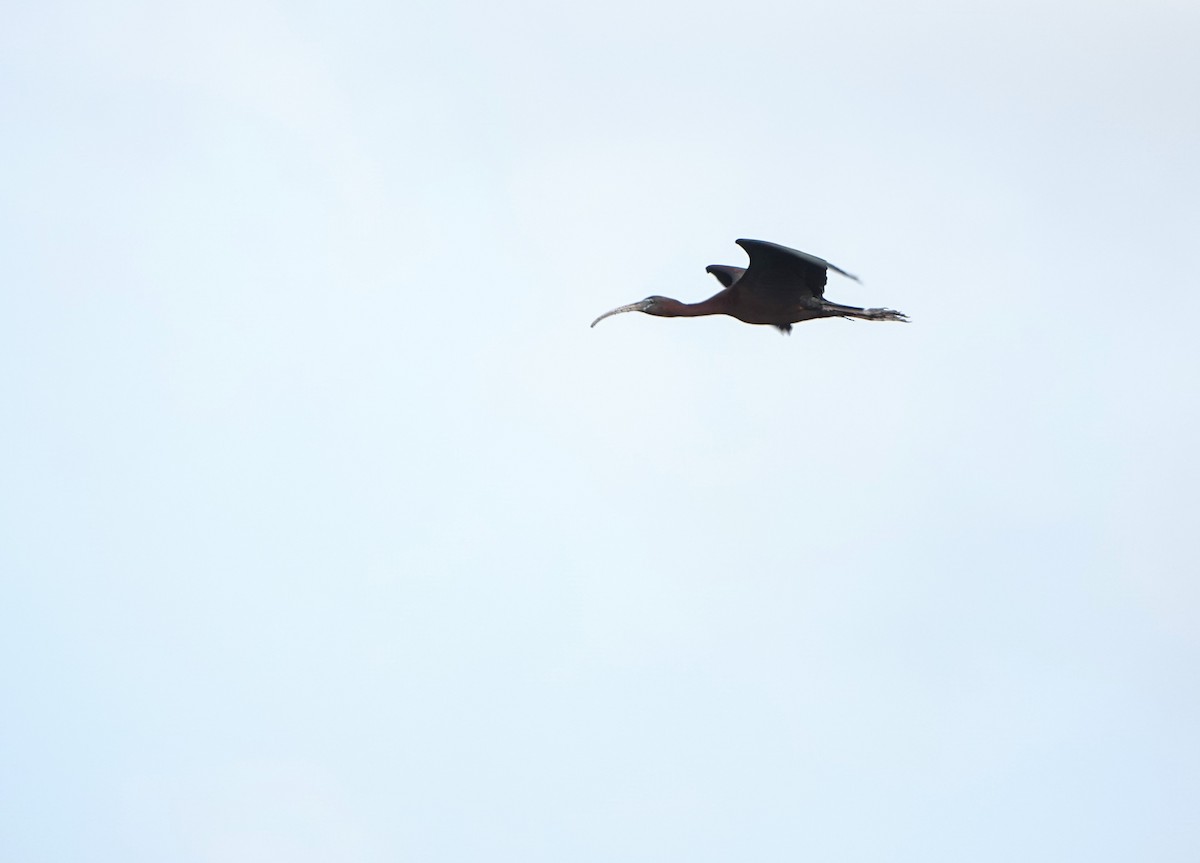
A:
<box><xmin>865</xmin><ymin>307</ymin><xmax>909</xmax><ymax>322</ymax></box>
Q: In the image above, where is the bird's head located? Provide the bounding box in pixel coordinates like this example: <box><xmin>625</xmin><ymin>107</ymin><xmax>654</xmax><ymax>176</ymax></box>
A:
<box><xmin>590</xmin><ymin>296</ymin><xmax>674</xmax><ymax>328</ymax></box>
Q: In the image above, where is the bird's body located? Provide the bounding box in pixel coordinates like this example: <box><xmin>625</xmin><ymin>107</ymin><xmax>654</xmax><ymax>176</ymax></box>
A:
<box><xmin>591</xmin><ymin>239</ymin><xmax>908</xmax><ymax>334</ymax></box>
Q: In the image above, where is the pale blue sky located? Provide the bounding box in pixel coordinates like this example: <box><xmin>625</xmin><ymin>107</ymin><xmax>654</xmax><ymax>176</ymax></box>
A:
<box><xmin>3</xmin><ymin>0</ymin><xmax>1199</xmax><ymax>860</ymax></box>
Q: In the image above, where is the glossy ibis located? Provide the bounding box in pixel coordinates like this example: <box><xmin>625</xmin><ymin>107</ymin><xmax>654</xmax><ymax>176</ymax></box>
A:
<box><xmin>591</xmin><ymin>239</ymin><xmax>908</xmax><ymax>334</ymax></box>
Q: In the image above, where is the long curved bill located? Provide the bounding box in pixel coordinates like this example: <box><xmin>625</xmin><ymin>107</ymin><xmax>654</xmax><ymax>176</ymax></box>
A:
<box><xmin>590</xmin><ymin>299</ymin><xmax>652</xmax><ymax>328</ymax></box>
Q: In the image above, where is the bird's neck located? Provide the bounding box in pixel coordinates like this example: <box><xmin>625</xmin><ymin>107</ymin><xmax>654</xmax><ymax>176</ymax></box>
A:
<box><xmin>657</xmin><ymin>292</ymin><xmax>732</xmax><ymax>318</ymax></box>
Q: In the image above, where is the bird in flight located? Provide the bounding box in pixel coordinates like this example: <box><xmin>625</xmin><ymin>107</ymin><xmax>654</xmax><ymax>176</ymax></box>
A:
<box><xmin>591</xmin><ymin>239</ymin><xmax>908</xmax><ymax>334</ymax></box>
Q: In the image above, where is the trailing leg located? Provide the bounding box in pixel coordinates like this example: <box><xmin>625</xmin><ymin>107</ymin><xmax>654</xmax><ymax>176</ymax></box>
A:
<box><xmin>820</xmin><ymin>301</ymin><xmax>909</xmax><ymax>322</ymax></box>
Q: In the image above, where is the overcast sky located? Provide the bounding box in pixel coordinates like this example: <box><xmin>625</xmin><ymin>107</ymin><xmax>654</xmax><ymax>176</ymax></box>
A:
<box><xmin>3</xmin><ymin>0</ymin><xmax>1199</xmax><ymax>860</ymax></box>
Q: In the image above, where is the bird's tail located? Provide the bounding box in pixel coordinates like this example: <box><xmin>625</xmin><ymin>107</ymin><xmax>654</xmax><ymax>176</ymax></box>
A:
<box><xmin>821</xmin><ymin>302</ymin><xmax>909</xmax><ymax>323</ymax></box>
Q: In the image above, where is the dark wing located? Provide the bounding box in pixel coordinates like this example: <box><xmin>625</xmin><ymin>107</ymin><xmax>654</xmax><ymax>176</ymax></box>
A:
<box><xmin>735</xmin><ymin>238</ymin><xmax>859</xmax><ymax>301</ymax></box>
<box><xmin>705</xmin><ymin>264</ymin><xmax>746</xmax><ymax>288</ymax></box>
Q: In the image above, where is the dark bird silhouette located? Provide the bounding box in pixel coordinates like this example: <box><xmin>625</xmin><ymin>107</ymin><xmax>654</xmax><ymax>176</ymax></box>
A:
<box><xmin>591</xmin><ymin>239</ymin><xmax>908</xmax><ymax>334</ymax></box>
